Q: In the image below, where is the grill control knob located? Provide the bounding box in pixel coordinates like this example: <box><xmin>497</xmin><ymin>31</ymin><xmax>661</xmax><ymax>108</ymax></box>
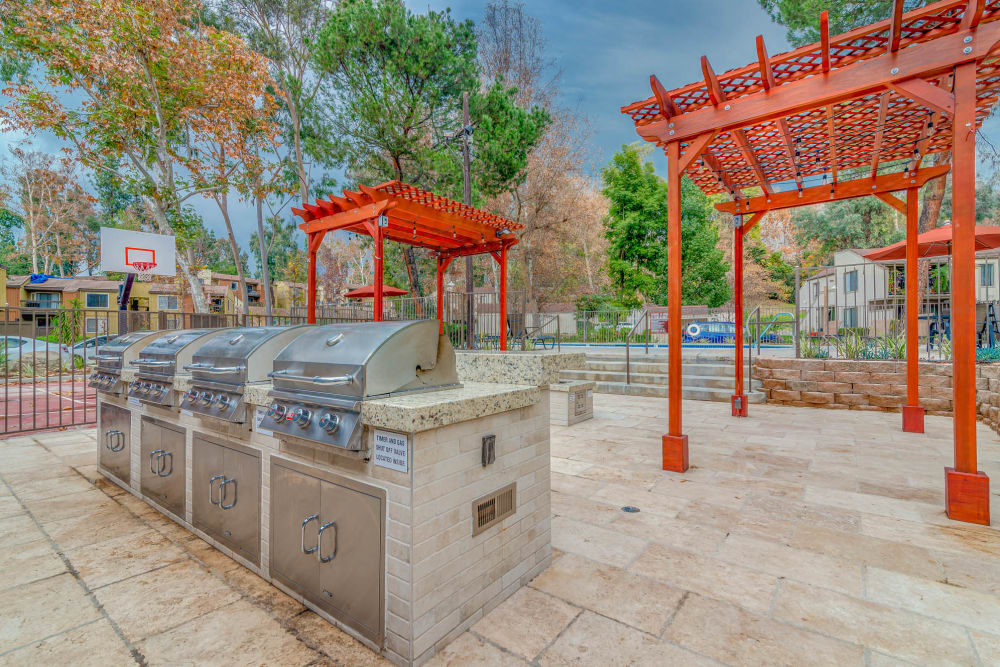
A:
<box><xmin>197</xmin><ymin>391</ymin><xmax>212</xmax><ymax>406</ymax></box>
<box><xmin>291</xmin><ymin>407</ymin><xmax>312</xmax><ymax>427</ymax></box>
<box><xmin>319</xmin><ymin>413</ymin><xmax>340</xmax><ymax>433</ymax></box>
<box><xmin>267</xmin><ymin>403</ymin><xmax>286</xmax><ymax>421</ymax></box>
<box><xmin>216</xmin><ymin>395</ymin><xmax>231</xmax><ymax>408</ymax></box>
<box><xmin>184</xmin><ymin>389</ymin><xmax>197</xmax><ymax>403</ymax></box>
<box><xmin>140</xmin><ymin>382</ymin><xmax>152</xmax><ymax>395</ymax></box>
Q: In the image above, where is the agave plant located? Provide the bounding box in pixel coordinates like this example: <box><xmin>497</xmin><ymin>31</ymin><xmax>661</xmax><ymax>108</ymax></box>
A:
<box><xmin>833</xmin><ymin>329</ymin><xmax>869</xmax><ymax>359</ymax></box>
<box><xmin>800</xmin><ymin>333</ymin><xmax>829</xmax><ymax>359</ymax></box>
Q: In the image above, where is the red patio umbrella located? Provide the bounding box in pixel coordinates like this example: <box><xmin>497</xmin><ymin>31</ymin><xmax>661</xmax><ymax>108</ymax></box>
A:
<box><xmin>343</xmin><ymin>284</ymin><xmax>409</xmax><ymax>299</ymax></box>
<box><xmin>864</xmin><ymin>225</ymin><xmax>1000</xmax><ymax>261</ymax></box>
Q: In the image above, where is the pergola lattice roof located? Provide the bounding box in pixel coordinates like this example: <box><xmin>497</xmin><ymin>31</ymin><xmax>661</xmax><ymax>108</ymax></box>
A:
<box><xmin>621</xmin><ymin>0</ymin><xmax>1000</xmax><ymax>197</ymax></box>
<box><xmin>292</xmin><ymin>180</ymin><xmax>521</xmax><ymax>255</ymax></box>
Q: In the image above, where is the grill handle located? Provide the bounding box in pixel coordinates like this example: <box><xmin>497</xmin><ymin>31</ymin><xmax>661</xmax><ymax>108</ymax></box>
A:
<box><xmin>130</xmin><ymin>359</ymin><xmax>172</xmax><ymax>367</ymax></box>
<box><xmin>94</xmin><ymin>354</ymin><xmax>120</xmax><ymax>361</ymax></box>
<box><xmin>183</xmin><ymin>363</ymin><xmax>246</xmax><ymax>374</ymax></box>
<box><xmin>267</xmin><ymin>370</ymin><xmax>354</xmax><ymax>386</ymax></box>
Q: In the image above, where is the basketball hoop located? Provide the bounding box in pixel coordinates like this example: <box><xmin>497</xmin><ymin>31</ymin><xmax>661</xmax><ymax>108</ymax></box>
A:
<box><xmin>130</xmin><ymin>261</ymin><xmax>156</xmax><ymax>282</ymax></box>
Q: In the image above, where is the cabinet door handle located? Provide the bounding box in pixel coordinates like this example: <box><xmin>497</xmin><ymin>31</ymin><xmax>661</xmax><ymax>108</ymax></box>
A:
<box><xmin>149</xmin><ymin>449</ymin><xmax>166</xmax><ymax>473</ymax></box>
<box><xmin>109</xmin><ymin>430</ymin><xmax>125</xmax><ymax>452</ymax></box>
<box><xmin>104</xmin><ymin>431</ymin><xmax>112</xmax><ymax>451</ymax></box>
<box><xmin>157</xmin><ymin>451</ymin><xmax>173</xmax><ymax>477</ymax></box>
<box><xmin>317</xmin><ymin>521</ymin><xmax>337</xmax><ymax>563</ymax></box>
<box><xmin>209</xmin><ymin>474</ymin><xmax>225</xmax><ymax>505</ymax></box>
<box><xmin>301</xmin><ymin>514</ymin><xmax>319</xmax><ymax>554</ymax></box>
<box><xmin>220</xmin><ymin>478</ymin><xmax>237</xmax><ymax>509</ymax></box>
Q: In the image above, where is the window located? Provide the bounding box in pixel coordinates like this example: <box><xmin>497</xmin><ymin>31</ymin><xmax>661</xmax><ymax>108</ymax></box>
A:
<box><xmin>981</xmin><ymin>263</ymin><xmax>994</xmax><ymax>287</ymax></box>
<box><xmin>845</xmin><ymin>270</ymin><xmax>859</xmax><ymax>293</ymax></box>
<box><xmin>231</xmin><ymin>281</ymin><xmax>238</xmax><ymax>290</ymax></box>
<box><xmin>827</xmin><ymin>306</ymin><xmax>836</xmax><ymax>321</ymax></box>
<box><xmin>812</xmin><ymin>282</ymin><xmax>819</xmax><ymax>298</ymax></box>
<box><xmin>157</xmin><ymin>295</ymin><xmax>179</xmax><ymax>310</ymax></box>
<box><xmin>85</xmin><ymin>293</ymin><xmax>109</xmax><ymax>309</ymax></box>
<box><xmin>843</xmin><ymin>307</ymin><xmax>858</xmax><ymax>328</ymax></box>
<box><xmin>34</xmin><ymin>292</ymin><xmax>59</xmax><ymax>306</ymax></box>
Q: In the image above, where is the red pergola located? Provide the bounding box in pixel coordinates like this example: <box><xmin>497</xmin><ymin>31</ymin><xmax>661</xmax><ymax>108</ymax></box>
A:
<box><xmin>623</xmin><ymin>0</ymin><xmax>1000</xmax><ymax>525</ymax></box>
<box><xmin>292</xmin><ymin>181</ymin><xmax>522</xmax><ymax>349</ymax></box>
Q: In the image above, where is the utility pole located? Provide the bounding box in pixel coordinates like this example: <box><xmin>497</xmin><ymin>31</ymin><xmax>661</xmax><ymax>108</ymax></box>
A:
<box><xmin>462</xmin><ymin>92</ymin><xmax>475</xmax><ymax>350</ymax></box>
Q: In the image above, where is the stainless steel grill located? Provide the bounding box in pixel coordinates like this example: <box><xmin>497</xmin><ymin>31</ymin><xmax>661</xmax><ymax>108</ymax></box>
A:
<box><xmin>89</xmin><ymin>331</ymin><xmax>166</xmax><ymax>395</ymax></box>
<box><xmin>264</xmin><ymin>320</ymin><xmax>459</xmax><ymax>450</ymax></box>
<box><xmin>178</xmin><ymin>325</ymin><xmax>312</xmax><ymax>422</ymax></box>
<box><xmin>127</xmin><ymin>329</ymin><xmax>233</xmax><ymax>406</ymax></box>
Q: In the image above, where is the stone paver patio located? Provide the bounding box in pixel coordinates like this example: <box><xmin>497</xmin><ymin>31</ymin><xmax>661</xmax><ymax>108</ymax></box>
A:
<box><xmin>1</xmin><ymin>395</ymin><xmax>999</xmax><ymax>665</ymax></box>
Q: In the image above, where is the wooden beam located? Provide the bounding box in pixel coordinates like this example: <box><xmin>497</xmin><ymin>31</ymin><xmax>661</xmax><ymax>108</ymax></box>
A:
<box><xmin>820</xmin><ymin>11</ymin><xmax>831</xmax><ymax>72</ymax></box>
<box><xmin>889</xmin><ymin>77</ymin><xmax>955</xmax><ymax>115</ymax></box>
<box><xmin>875</xmin><ymin>192</ymin><xmax>907</xmax><ymax>214</ymax></box>
<box><xmin>889</xmin><ymin>0</ymin><xmax>905</xmax><ymax>52</ymax></box>
<box><xmin>293</xmin><ymin>199</ymin><xmax>394</xmax><ymax>234</ymax></box>
<box><xmin>826</xmin><ymin>105</ymin><xmax>839</xmax><ymax>184</ymax></box>
<box><xmin>871</xmin><ymin>92</ymin><xmax>890</xmax><ymax>177</ymax></box>
<box><xmin>636</xmin><ymin>19</ymin><xmax>997</xmax><ymax>144</ymax></box>
<box><xmin>678</xmin><ymin>131</ymin><xmax>717</xmax><ymax>174</ymax></box>
<box><xmin>734</xmin><ymin>129</ymin><xmax>774</xmax><ymax>194</ymax></box>
<box><xmin>961</xmin><ymin>0</ymin><xmax>985</xmax><ymax>30</ymax></box>
<box><xmin>741</xmin><ymin>211</ymin><xmax>767</xmax><ymax>233</ymax></box>
<box><xmin>714</xmin><ymin>163</ymin><xmax>951</xmax><ymax>215</ymax></box>
<box><xmin>756</xmin><ymin>35</ymin><xmax>776</xmax><ymax>90</ymax></box>
<box><xmin>701</xmin><ymin>56</ymin><xmax>725</xmax><ymax>106</ymax></box>
<box><xmin>701</xmin><ymin>152</ymin><xmax>740</xmax><ymax>199</ymax></box>
<box><xmin>650</xmin><ymin>74</ymin><xmax>681</xmax><ymax>118</ymax></box>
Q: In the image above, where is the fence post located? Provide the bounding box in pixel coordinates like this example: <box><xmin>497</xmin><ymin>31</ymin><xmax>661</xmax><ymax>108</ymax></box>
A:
<box><xmin>645</xmin><ymin>309</ymin><xmax>649</xmax><ymax>355</ymax></box>
<box><xmin>794</xmin><ymin>267</ymin><xmax>801</xmax><ymax>358</ymax></box>
<box><xmin>556</xmin><ymin>316</ymin><xmax>561</xmax><ymax>351</ymax></box>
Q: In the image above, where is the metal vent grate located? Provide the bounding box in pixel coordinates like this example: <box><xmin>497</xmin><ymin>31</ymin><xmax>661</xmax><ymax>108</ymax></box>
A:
<box><xmin>472</xmin><ymin>482</ymin><xmax>516</xmax><ymax>536</ymax></box>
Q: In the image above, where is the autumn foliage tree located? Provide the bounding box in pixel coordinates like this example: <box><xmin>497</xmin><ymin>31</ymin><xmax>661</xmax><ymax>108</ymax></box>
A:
<box><xmin>1</xmin><ymin>0</ymin><xmax>277</xmax><ymax>311</ymax></box>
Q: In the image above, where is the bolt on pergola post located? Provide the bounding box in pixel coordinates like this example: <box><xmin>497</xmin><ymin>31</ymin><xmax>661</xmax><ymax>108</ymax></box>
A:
<box><xmin>293</xmin><ymin>181</ymin><xmax>521</xmax><ymax>349</ymax></box>
<box><xmin>623</xmin><ymin>0</ymin><xmax>997</xmax><ymax>524</ymax></box>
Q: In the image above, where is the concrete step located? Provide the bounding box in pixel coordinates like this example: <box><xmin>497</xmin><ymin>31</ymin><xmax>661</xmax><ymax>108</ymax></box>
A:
<box><xmin>560</xmin><ymin>369</ymin><xmax>761</xmax><ymax>390</ymax></box>
<box><xmin>584</xmin><ymin>360</ymin><xmax>750</xmax><ymax>376</ymax></box>
<box><xmin>591</xmin><ymin>381</ymin><xmax>766</xmax><ymax>403</ymax></box>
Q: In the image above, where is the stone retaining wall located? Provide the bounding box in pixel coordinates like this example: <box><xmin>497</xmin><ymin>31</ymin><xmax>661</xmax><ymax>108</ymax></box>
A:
<box><xmin>754</xmin><ymin>358</ymin><xmax>1000</xmax><ymax>433</ymax></box>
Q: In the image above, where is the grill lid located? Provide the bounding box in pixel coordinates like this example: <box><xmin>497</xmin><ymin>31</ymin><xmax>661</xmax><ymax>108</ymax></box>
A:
<box><xmin>184</xmin><ymin>324</ymin><xmax>313</xmax><ymax>387</ymax></box>
<box><xmin>270</xmin><ymin>320</ymin><xmax>457</xmax><ymax>399</ymax></box>
<box><xmin>95</xmin><ymin>330</ymin><xmax>167</xmax><ymax>372</ymax></box>
<box><xmin>133</xmin><ymin>328</ymin><xmax>233</xmax><ymax>379</ymax></box>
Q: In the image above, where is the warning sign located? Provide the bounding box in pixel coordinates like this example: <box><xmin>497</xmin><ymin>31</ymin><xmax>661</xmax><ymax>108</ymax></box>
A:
<box><xmin>373</xmin><ymin>429</ymin><xmax>408</xmax><ymax>473</ymax></box>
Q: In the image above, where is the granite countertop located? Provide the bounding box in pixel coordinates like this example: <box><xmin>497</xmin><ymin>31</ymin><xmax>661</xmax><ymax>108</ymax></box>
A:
<box><xmin>550</xmin><ymin>379</ymin><xmax>595</xmax><ymax>392</ymax></box>
<box><xmin>362</xmin><ymin>382</ymin><xmax>538</xmax><ymax>433</ymax></box>
<box><xmin>455</xmin><ymin>350</ymin><xmax>584</xmax><ymax>387</ymax></box>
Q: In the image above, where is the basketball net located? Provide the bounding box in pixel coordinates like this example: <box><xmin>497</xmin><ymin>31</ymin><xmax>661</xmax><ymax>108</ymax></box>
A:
<box><xmin>130</xmin><ymin>261</ymin><xmax>156</xmax><ymax>282</ymax></box>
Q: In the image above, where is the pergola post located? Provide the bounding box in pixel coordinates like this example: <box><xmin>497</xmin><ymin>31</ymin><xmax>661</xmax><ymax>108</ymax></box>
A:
<box><xmin>373</xmin><ymin>224</ymin><xmax>384</xmax><ymax>322</ymax></box>
<box><xmin>306</xmin><ymin>231</ymin><xmax>321</xmax><ymax>324</ymax></box>
<box><xmin>947</xmin><ymin>61</ymin><xmax>989</xmax><ymax>525</ymax></box>
<box><xmin>902</xmin><ymin>187</ymin><xmax>925</xmax><ymax>433</ymax></box>
<box><xmin>496</xmin><ymin>244</ymin><xmax>509</xmax><ymax>351</ymax></box>
<box><xmin>663</xmin><ymin>141</ymin><xmax>688</xmax><ymax>471</ymax></box>
<box><xmin>732</xmin><ymin>219</ymin><xmax>747</xmax><ymax>417</ymax></box>
<box><xmin>436</xmin><ymin>255</ymin><xmax>452</xmax><ymax>335</ymax></box>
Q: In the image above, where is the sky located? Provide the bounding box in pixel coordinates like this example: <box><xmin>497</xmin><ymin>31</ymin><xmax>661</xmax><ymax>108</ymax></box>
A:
<box><xmin>3</xmin><ymin>0</ymin><xmax>999</xmax><ymax>264</ymax></box>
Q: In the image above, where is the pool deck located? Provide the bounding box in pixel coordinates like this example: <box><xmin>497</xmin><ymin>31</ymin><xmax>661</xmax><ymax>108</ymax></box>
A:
<box><xmin>1</xmin><ymin>395</ymin><xmax>999</xmax><ymax>665</ymax></box>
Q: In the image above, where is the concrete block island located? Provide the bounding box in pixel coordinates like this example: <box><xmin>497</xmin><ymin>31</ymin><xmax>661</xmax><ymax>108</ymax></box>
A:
<box><xmin>92</xmin><ymin>321</ymin><xmax>581</xmax><ymax>665</ymax></box>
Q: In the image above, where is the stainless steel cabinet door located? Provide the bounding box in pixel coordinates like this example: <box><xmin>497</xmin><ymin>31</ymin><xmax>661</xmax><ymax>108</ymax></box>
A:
<box><xmin>99</xmin><ymin>402</ymin><xmax>130</xmax><ymax>484</ymax></box>
<box><xmin>317</xmin><ymin>480</ymin><xmax>383</xmax><ymax>640</ymax></box>
<box><xmin>191</xmin><ymin>435</ymin><xmax>225</xmax><ymax>538</ymax></box>
<box><xmin>218</xmin><ymin>446</ymin><xmax>261</xmax><ymax>564</ymax></box>
<box><xmin>270</xmin><ymin>462</ymin><xmax>321</xmax><ymax>595</ymax></box>
<box><xmin>140</xmin><ymin>418</ymin><xmax>186</xmax><ymax>517</ymax></box>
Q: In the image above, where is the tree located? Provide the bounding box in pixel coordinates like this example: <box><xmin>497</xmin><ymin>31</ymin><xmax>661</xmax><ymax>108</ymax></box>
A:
<box><xmin>313</xmin><ymin>0</ymin><xmax>478</xmax><ymax>299</ymax></box>
<box><xmin>756</xmin><ymin>1</ymin><xmax>933</xmax><ymax>47</ymax></box>
<box><xmin>601</xmin><ymin>144</ymin><xmax>729</xmax><ymax>308</ymax></box>
<box><xmin>1</xmin><ymin>0</ymin><xmax>277</xmax><ymax>311</ymax></box>
<box><xmin>0</xmin><ymin>207</ymin><xmax>31</xmax><ymax>275</ymax></box>
<box><xmin>3</xmin><ymin>149</ymin><xmax>94</xmax><ymax>276</ymax></box>
<box><xmin>250</xmin><ymin>217</ymin><xmax>306</xmax><ymax>281</ymax></box>
<box><xmin>216</xmin><ymin>0</ymin><xmax>339</xmax><ymax>204</ymax></box>
<box><xmin>317</xmin><ymin>235</ymin><xmax>372</xmax><ymax>303</ymax></box>
<box><xmin>478</xmin><ymin>0</ymin><xmax>557</xmax><ymax>108</ymax></box>
<box><xmin>791</xmin><ymin>197</ymin><xmax>903</xmax><ymax>262</ymax></box>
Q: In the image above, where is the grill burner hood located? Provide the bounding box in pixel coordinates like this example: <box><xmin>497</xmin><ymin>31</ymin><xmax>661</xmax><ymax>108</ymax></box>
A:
<box><xmin>179</xmin><ymin>325</ymin><xmax>313</xmax><ymax>422</ymax></box>
<box><xmin>89</xmin><ymin>330</ymin><xmax>167</xmax><ymax>394</ymax></box>
<box><xmin>266</xmin><ymin>320</ymin><xmax>460</xmax><ymax>450</ymax></box>
<box><xmin>128</xmin><ymin>328</ymin><xmax>233</xmax><ymax>406</ymax></box>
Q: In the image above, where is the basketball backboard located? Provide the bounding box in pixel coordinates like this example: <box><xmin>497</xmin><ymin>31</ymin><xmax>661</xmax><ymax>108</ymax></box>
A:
<box><xmin>99</xmin><ymin>227</ymin><xmax>176</xmax><ymax>276</ymax></box>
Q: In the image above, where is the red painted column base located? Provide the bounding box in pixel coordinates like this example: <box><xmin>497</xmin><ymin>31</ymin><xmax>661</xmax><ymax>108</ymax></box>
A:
<box><xmin>731</xmin><ymin>394</ymin><xmax>748</xmax><ymax>417</ymax></box>
<box><xmin>662</xmin><ymin>434</ymin><xmax>689</xmax><ymax>472</ymax></box>
<box><xmin>944</xmin><ymin>467</ymin><xmax>991</xmax><ymax>525</ymax></box>
<box><xmin>901</xmin><ymin>405</ymin><xmax>925</xmax><ymax>433</ymax></box>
